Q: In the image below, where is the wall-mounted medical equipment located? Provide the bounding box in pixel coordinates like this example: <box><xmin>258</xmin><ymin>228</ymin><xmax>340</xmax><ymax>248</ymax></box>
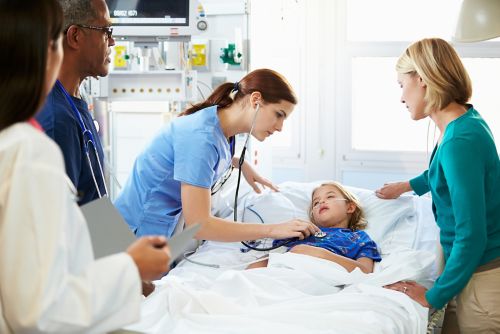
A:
<box><xmin>220</xmin><ymin>43</ymin><xmax>243</xmax><ymax>65</ymax></box>
<box><xmin>106</xmin><ymin>0</ymin><xmax>207</xmax><ymax>41</ymax></box>
<box><xmin>219</xmin><ymin>27</ymin><xmax>247</xmax><ymax>70</ymax></box>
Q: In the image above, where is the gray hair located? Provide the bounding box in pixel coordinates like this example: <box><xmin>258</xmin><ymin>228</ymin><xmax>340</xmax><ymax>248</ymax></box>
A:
<box><xmin>58</xmin><ymin>0</ymin><xmax>98</xmax><ymax>29</ymax></box>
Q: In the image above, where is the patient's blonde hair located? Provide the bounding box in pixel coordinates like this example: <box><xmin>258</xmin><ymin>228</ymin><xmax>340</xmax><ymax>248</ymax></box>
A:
<box><xmin>308</xmin><ymin>182</ymin><xmax>367</xmax><ymax>231</ymax></box>
<box><xmin>396</xmin><ymin>38</ymin><xmax>472</xmax><ymax>116</ymax></box>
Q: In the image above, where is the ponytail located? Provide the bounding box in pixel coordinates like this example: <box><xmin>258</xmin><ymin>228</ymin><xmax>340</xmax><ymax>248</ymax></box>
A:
<box><xmin>180</xmin><ymin>82</ymin><xmax>235</xmax><ymax>116</ymax></box>
<box><xmin>179</xmin><ymin>68</ymin><xmax>297</xmax><ymax>116</ymax></box>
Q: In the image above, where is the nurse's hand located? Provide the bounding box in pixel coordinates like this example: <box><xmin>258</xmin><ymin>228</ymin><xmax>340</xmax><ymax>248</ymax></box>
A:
<box><xmin>127</xmin><ymin>236</ymin><xmax>171</xmax><ymax>281</ymax></box>
<box><xmin>269</xmin><ymin>219</ymin><xmax>320</xmax><ymax>240</ymax></box>
<box><xmin>375</xmin><ymin>181</ymin><xmax>412</xmax><ymax>199</ymax></box>
<box><xmin>239</xmin><ymin>160</ymin><xmax>279</xmax><ymax>193</ymax></box>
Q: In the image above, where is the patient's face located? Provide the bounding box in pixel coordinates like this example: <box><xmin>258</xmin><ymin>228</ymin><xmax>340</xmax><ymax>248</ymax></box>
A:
<box><xmin>311</xmin><ymin>186</ymin><xmax>352</xmax><ymax>228</ymax></box>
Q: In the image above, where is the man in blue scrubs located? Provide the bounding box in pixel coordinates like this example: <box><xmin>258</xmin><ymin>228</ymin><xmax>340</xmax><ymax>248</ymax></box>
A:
<box><xmin>37</xmin><ymin>0</ymin><xmax>115</xmax><ymax>205</ymax></box>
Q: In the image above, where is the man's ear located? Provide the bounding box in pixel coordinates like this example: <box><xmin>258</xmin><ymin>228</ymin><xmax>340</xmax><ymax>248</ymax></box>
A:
<box><xmin>64</xmin><ymin>25</ymin><xmax>81</xmax><ymax>50</ymax></box>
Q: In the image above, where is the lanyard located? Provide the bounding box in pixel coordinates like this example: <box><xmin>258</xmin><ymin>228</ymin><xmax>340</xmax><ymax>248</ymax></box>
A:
<box><xmin>55</xmin><ymin>80</ymin><xmax>108</xmax><ymax>198</ymax></box>
<box><xmin>55</xmin><ymin>81</ymin><xmax>94</xmax><ymax>153</ymax></box>
<box><xmin>28</xmin><ymin>118</ymin><xmax>43</xmax><ymax>131</ymax></box>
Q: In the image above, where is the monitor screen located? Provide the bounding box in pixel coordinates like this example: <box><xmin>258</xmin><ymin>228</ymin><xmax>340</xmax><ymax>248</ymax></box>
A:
<box><xmin>107</xmin><ymin>0</ymin><xmax>190</xmax><ymax>26</ymax></box>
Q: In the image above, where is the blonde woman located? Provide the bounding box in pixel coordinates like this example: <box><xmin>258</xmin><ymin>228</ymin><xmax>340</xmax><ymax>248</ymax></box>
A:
<box><xmin>376</xmin><ymin>38</ymin><xmax>500</xmax><ymax>332</ymax></box>
<box><xmin>248</xmin><ymin>182</ymin><xmax>381</xmax><ymax>273</ymax></box>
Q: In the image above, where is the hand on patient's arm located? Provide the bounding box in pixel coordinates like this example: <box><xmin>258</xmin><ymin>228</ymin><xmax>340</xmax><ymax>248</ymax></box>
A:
<box><xmin>268</xmin><ymin>220</ymin><xmax>320</xmax><ymax>240</ymax></box>
<box><xmin>233</xmin><ymin>157</ymin><xmax>279</xmax><ymax>193</ymax></box>
<box><xmin>127</xmin><ymin>236</ymin><xmax>171</xmax><ymax>281</ymax></box>
<box><xmin>181</xmin><ymin>184</ymin><xmax>318</xmax><ymax>241</ymax></box>
<box><xmin>384</xmin><ymin>281</ymin><xmax>430</xmax><ymax>308</ymax></box>
<box><xmin>289</xmin><ymin>245</ymin><xmax>374</xmax><ymax>273</ymax></box>
<box><xmin>375</xmin><ymin>181</ymin><xmax>412</xmax><ymax>199</ymax></box>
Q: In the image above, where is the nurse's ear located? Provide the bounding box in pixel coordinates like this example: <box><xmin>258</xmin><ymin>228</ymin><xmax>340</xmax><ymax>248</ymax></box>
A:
<box><xmin>249</xmin><ymin>91</ymin><xmax>262</xmax><ymax>108</ymax></box>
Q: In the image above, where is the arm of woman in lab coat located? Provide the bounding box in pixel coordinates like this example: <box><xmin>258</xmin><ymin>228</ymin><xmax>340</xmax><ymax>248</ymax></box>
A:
<box><xmin>181</xmin><ymin>183</ymin><xmax>319</xmax><ymax>242</ymax></box>
<box><xmin>0</xmin><ymin>150</ymin><xmax>141</xmax><ymax>333</ymax></box>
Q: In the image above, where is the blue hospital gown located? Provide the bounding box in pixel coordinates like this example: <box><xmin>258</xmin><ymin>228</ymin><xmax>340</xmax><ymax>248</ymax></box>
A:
<box><xmin>274</xmin><ymin>227</ymin><xmax>382</xmax><ymax>261</ymax></box>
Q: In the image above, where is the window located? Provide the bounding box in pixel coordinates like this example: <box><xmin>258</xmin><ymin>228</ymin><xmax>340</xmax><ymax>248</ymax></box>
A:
<box><xmin>340</xmin><ymin>0</ymin><xmax>500</xmax><ymax>163</ymax></box>
<box><xmin>249</xmin><ymin>0</ymin><xmax>304</xmax><ymax>162</ymax></box>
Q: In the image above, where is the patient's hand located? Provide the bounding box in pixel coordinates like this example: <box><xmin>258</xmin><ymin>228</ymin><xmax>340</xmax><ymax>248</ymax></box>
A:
<box><xmin>246</xmin><ymin>259</ymin><xmax>269</xmax><ymax>269</ymax></box>
<box><xmin>375</xmin><ymin>181</ymin><xmax>412</xmax><ymax>199</ymax></box>
<box><xmin>142</xmin><ymin>280</ymin><xmax>155</xmax><ymax>297</ymax></box>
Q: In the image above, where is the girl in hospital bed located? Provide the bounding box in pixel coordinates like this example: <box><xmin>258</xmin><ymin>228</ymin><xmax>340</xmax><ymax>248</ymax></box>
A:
<box><xmin>248</xmin><ymin>182</ymin><xmax>381</xmax><ymax>273</ymax></box>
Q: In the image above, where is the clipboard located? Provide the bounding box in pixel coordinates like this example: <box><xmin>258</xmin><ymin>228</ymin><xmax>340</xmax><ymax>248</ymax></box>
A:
<box><xmin>167</xmin><ymin>223</ymin><xmax>201</xmax><ymax>264</ymax></box>
<box><xmin>81</xmin><ymin>197</ymin><xmax>136</xmax><ymax>258</ymax></box>
<box><xmin>81</xmin><ymin>197</ymin><xmax>201</xmax><ymax>264</ymax></box>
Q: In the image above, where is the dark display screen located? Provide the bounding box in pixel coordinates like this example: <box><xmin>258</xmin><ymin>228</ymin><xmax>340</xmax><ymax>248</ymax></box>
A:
<box><xmin>106</xmin><ymin>0</ymin><xmax>190</xmax><ymax>26</ymax></box>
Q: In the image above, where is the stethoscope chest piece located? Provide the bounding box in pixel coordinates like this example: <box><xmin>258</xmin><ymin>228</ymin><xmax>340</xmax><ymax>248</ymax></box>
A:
<box><xmin>314</xmin><ymin>231</ymin><xmax>327</xmax><ymax>238</ymax></box>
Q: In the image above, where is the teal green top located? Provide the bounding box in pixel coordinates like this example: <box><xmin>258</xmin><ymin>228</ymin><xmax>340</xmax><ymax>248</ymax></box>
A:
<box><xmin>410</xmin><ymin>106</ymin><xmax>500</xmax><ymax>310</ymax></box>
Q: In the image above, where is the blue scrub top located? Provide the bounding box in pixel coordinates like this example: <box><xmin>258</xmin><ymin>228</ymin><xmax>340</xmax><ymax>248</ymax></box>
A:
<box><xmin>36</xmin><ymin>85</ymin><xmax>105</xmax><ymax>205</ymax></box>
<box><xmin>115</xmin><ymin>106</ymin><xmax>232</xmax><ymax>237</ymax></box>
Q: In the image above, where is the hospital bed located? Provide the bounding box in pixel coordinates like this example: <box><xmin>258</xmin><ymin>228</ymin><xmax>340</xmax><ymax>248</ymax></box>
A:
<box><xmin>124</xmin><ymin>180</ymin><xmax>442</xmax><ymax>334</ymax></box>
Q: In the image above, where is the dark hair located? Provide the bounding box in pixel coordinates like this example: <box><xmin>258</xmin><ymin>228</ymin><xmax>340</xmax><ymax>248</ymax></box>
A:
<box><xmin>0</xmin><ymin>0</ymin><xmax>63</xmax><ymax>131</ymax></box>
<box><xmin>58</xmin><ymin>0</ymin><xmax>98</xmax><ymax>29</ymax></box>
<box><xmin>180</xmin><ymin>68</ymin><xmax>297</xmax><ymax>116</ymax></box>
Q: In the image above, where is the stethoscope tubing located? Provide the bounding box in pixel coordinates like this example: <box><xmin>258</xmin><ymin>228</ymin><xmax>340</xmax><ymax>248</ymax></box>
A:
<box><xmin>56</xmin><ymin>80</ymin><xmax>108</xmax><ymax>198</ymax></box>
<box><xmin>230</xmin><ymin>104</ymin><xmax>295</xmax><ymax>251</ymax></box>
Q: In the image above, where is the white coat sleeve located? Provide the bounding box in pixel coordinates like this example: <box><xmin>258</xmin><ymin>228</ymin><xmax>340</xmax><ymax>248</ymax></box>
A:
<box><xmin>0</xmin><ymin>156</ymin><xmax>141</xmax><ymax>333</ymax></box>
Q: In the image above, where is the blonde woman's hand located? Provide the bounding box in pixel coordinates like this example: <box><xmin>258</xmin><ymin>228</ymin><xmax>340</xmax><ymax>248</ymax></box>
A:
<box><xmin>384</xmin><ymin>281</ymin><xmax>430</xmax><ymax>308</ymax></box>
<box><xmin>268</xmin><ymin>219</ymin><xmax>320</xmax><ymax>240</ymax></box>
<box><xmin>375</xmin><ymin>181</ymin><xmax>412</xmax><ymax>199</ymax></box>
<box><xmin>239</xmin><ymin>160</ymin><xmax>279</xmax><ymax>193</ymax></box>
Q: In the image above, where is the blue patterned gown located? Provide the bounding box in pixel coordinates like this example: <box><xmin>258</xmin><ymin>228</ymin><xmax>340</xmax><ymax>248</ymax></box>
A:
<box><xmin>274</xmin><ymin>227</ymin><xmax>381</xmax><ymax>261</ymax></box>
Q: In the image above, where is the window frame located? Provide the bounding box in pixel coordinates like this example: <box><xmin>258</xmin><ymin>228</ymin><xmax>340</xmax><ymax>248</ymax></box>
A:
<box><xmin>335</xmin><ymin>0</ymin><xmax>500</xmax><ymax>178</ymax></box>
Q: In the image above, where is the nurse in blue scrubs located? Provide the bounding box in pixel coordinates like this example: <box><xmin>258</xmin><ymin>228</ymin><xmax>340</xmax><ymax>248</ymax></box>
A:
<box><xmin>115</xmin><ymin>69</ymin><xmax>319</xmax><ymax>242</ymax></box>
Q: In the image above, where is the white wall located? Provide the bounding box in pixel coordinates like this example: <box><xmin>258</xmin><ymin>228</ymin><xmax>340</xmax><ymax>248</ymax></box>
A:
<box><xmin>249</xmin><ymin>0</ymin><xmax>338</xmax><ymax>184</ymax></box>
<box><xmin>249</xmin><ymin>0</ymin><xmax>430</xmax><ymax>190</ymax></box>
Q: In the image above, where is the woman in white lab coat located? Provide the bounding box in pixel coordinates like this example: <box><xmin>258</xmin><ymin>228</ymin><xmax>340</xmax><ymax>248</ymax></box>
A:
<box><xmin>0</xmin><ymin>0</ymin><xmax>171</xmax><ymax>332</ymax></box>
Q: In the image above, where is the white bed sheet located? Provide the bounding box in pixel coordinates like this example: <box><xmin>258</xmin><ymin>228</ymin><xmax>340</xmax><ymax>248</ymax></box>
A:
<box><xmin>126</xmin><ymin>247</ymin><xmax>433</xmax><ymax>334</ymax></box>
<box><xmin>125</xmin><ymin>180</ymin><xmax>439</xmax><ymax>334</ymax></box>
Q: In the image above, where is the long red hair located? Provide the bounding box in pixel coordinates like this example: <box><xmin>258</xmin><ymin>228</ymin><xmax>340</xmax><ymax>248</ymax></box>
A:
<box><xmin>180</xmin><ymin>68</ymin><xmax>297</xmax><ymax>116</ymax></box>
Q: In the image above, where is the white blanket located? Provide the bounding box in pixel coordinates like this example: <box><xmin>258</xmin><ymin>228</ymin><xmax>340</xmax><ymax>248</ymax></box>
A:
<box><xmin>126</xmin><ymin>247</ymin><xmax>433</xmax><ymax>334</ymax></box>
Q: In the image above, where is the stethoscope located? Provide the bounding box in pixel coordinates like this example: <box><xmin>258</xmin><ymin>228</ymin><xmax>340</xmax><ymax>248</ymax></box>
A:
<box><xmin>233</xmin><ymin>104</ymin><xmax>326</xmax><ymax>252</ymax></box>
<box><xmin>56</xmin><ymin>80</ymin><xmax>108</xmax><ymax>198</ymax></box>
<box><xmin>182</xmin><ymin>102</ymin><xmax>325</xmax><ymax>268</ymax></box>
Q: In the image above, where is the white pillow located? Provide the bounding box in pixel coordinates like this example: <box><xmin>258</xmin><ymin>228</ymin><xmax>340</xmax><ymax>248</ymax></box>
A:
<box><xmin>239</xmin><ymin>181</ymin><xmax>419</xmax><ymax>254</ymax></box>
